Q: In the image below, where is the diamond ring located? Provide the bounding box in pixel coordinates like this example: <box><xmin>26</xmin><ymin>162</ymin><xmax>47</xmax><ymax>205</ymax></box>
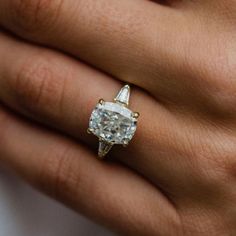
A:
<box><xmin>88</xmin><ymin>85</ymin><xmax>139</xmax><ymax>159</ymax></box>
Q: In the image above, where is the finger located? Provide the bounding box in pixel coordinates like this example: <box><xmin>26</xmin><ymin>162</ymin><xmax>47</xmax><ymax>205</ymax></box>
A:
<box><xmin>0</xmin><ymin>105</ymin><xmax>180</xmax><ymax>235</ymax></box>
<box><xmin>0</xmin><ymin>31</ymin><xmax>122</xmax><ymax>143</ymax></box>
<box><xmin>0</xmin><ymin>0</ymin><xmax>187</xmax><ymax>98</ymax></box>
<box><xmin>0</xmin><ymin>31</ymin><xmax>187</xmax><ymax>195</ymax></box>
<box><xmin>2</xmin><ymin>29</ymin><xmax>215</xmax><ymax>206</ymax></box>
<box><xmin>0</xmin><ymin>31</ymin><xmax>167</xmax><ymax>155</ymax></box>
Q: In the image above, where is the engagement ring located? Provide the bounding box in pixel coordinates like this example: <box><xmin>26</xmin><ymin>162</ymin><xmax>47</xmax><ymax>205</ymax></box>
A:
<box><xmin>88</xmin><ymin>85</ymin><xmax>139</xmax><ymax>159</ymax></box>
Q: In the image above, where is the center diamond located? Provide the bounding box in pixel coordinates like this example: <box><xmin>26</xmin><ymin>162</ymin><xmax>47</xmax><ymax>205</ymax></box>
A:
<box><xmin>89</xmin><ymin>102</ymin><xmax>137</xmax><ymax>145</ymax></box>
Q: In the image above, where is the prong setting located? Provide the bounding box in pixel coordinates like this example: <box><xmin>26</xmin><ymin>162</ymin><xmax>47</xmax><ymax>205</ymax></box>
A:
<box><xmin>87</xmin><ymin>128</ymin><xmax>93</xmax><ymax>134</ymax></box>
<box><xmin>132</xmin><ymin>112</ymin><xmax>140</xmax><ymax>119</ymax></box>
<box><xmin>123</xmin><ymin>141</ymin><xmax>129</xmax><ymax>147</ymax></box>
<box><xmin>99</xmin><ymin>99</ymin><xmax>105</xmax><ymax>105</ymax></box>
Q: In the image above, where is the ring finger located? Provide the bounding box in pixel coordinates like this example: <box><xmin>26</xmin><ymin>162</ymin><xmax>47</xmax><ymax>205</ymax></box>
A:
<box><xmin>0</xmin><ymin>31</ymin><xmax>183</xmax><ymax>193</ymax></box>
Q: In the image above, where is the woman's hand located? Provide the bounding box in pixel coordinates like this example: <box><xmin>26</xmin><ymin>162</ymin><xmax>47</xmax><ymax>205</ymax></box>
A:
<box><xmin>0</xmin><ymin>0</ymin><xmax>236</xmax><ymax>235</ymax></box>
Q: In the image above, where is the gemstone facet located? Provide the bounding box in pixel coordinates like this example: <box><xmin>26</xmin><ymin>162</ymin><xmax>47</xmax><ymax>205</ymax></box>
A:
<box><xmin>89</xmin><ymin>102</ymin><xmax>137</xmax><ymax>145</ymax></box>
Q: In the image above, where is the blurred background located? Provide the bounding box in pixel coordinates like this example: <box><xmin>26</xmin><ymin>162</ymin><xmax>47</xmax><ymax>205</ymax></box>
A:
<box><xmin>0</xmin><ymin>167</ymin><xmax>114</xmax><ymax>236</ymax></box>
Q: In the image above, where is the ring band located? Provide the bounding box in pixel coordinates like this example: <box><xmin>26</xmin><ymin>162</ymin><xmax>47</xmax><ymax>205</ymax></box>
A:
<box><xmin>88</xmin><ymin>85</ymin><xmax>139</xmax><ymax>159</ymax></box>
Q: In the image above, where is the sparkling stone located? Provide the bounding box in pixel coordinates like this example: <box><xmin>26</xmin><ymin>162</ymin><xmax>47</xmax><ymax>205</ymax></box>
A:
<box><xmin>114</xmin><ymin>85</ymin><xmax>130</xmax><ymax>106</ymax></box>
<box><xmin>98</xmin><ymin>141</ymin><xmax>112</xmax><ymax>158</ymax></box>
<box><xmin>89</xmin><ymin>102</ymin><xmax>137</xmax><ymax>145</ymax></box>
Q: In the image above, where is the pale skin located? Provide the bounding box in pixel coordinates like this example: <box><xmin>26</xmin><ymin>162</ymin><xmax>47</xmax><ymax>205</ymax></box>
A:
<box><xmin>0</xmin><ymin>0</ymin><xmax>236</xmax><ymax>235</ymax></box>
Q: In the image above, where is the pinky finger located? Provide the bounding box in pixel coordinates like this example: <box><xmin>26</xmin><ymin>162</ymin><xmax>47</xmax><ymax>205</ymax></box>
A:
<box><xmin>0</xmin><ymin>105</ymin><xmax>179</xmax><ymax>236</ymax></box>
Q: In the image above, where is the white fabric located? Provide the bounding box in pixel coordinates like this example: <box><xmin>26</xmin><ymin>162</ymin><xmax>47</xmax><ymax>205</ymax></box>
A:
<box><xmin>0</xmin><ymin>167</ymin><xmax>114</xmax><ymax>236</ymax></box>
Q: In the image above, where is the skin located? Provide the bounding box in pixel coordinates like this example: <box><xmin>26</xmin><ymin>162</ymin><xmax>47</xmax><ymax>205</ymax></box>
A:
<box><xmin>0</xmin><ymin>0</ymin><xmax>236</xmax><ymax>235</ymax></box>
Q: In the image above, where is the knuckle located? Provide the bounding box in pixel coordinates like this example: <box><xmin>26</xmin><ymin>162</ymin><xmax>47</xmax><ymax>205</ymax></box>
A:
<box><xmin>13</xmin><ymin>55</ymin><xmax>52</xmax><ymax>109</ymax></box>
<box><xmin>10</xmin><ymin>0</ymin><xmax>64</xmax><ymax>33</ymax></box>
<box><xmin>38</xmin><ymin>142</ymin><xmax>82</xmax><ymax>200</ymax></box>
<box><xmin>183</xmin><ymin>42</ymin><xmax>236</xmax><ymax>115</ymax></box>
<box><xmin>12</xmin><ymin>54</ymin><xmax>66</xmax><ymax>116</ymax></box>
<box><xmin>202</xmin><ymin>63</ymin><xmax>236</xmax><ymax>114</ymax></box>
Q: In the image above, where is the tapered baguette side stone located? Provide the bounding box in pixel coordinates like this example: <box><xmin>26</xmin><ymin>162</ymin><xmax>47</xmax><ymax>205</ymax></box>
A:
<box><xmin>114</xmin><ymin>85</ymin><xmax>130</xmax><ymax>106</ymax></box>
<box><xmin>98</xmin><ymin>141</ymin><xmax>112</xmax><ymax>158</ymax></box>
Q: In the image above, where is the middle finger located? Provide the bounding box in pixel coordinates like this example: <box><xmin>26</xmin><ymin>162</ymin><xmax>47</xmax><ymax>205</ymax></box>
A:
<box><xmin>0</xmin><ymin>0</ymin><xmax>185</xmax><ymax>98</ymax></box>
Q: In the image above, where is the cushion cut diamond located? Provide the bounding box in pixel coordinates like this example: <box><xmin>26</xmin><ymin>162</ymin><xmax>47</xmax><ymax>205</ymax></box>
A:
<box><xmin>89</xmin><ymin>102</ymin><xmax>137</xmax><ymax>144</ymax></box>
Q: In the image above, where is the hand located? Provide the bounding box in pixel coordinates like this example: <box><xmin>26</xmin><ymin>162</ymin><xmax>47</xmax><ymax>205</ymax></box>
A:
<box><xmin>0</xmin><ymin>1</ymin><xmax>235</xmax><ymax>235</ymax></box>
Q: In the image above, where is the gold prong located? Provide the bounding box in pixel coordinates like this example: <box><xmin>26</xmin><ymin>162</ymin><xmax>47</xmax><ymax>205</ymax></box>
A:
<box><xmin>132</xmin><ymin>112</ymin><xmax>140</xmax><ymax>119</ymax></box>
<box><xmin>123</xmin><ymin>141</ymin><xmax>129</xmax><ymax>147</ymax></box>
<box><xmin>98</xmin><ymin>151</ymin><xmax>105</xmax><ymax>159</ymax></box>
<box><xmin>99</xmin><ymin>99</ymin><xmax>105</xmax><ymax>105</ymax></box>
<box><xmin>87</xmin><ymin>128</ymin><xmax>93</xmax><ymax>134</ymax></box>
